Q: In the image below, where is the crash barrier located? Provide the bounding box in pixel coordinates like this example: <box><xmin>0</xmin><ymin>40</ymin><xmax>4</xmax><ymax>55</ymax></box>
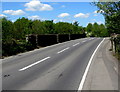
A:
<box><xmin>27</xmin><ymin>33</ymin><xmax>86</xmax><ymax>47</ymax></box>
<box><xmin>70</xmin><ymin>33</ymin><xmax>86</xmax><ymax>40</ymax></box>
<box><xmin>37</xmin><ymin>34</ymin><xmax>58</xmax><ymax>46</ymax></box>
<box><xmin>58</xmin><ymin>34</ymin><xmax>70</xmax><ymax>43</ymax></box>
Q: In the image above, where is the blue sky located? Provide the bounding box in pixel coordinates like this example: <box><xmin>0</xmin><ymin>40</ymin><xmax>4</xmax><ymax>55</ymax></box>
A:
<box><xmin>1</xmin><ymin>0</ymin><xmax>105</xmax><ymax>27</ymax></box>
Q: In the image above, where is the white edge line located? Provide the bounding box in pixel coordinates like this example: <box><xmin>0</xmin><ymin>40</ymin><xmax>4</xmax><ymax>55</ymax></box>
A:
<box><xmin>19</xmin><ymin>56</ymin><xmax>51</xmax><ymax>71</ymax></box>
<box><xmin>73</xmin><ymin>43</ymin><xmax>80</xmax><ymax>47</ymax></box>
<box><xmin>78</xmin><ymin>38</ymin><xmax>105</xmax><ymax>91</ymax></box>
<box><xmin>82</xmin><ymin>40</ymin><xmax>86</xmax><ymax>43</ymax></box>
<box><xmin>57</xmin><ymin>47</ymin><xmax>70</xmax><ymax>54</ymax></box>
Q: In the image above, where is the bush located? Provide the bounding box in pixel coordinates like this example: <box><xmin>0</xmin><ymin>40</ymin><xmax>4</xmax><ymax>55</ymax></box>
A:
<box><xmin>2</xmin><ymin>39</ymin><xmax>35</xmax><ymax>56</ymax></box>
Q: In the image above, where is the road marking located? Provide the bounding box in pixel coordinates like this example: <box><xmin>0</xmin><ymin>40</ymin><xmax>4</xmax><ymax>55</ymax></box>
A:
<box><xmin>114</xmin><ymin>66</ymin><xmax>118</xmax><ymax>74</ymax></box>
<box><xmin>82</xmin><ymin>40</ymin><xmax>86</xmax><ymax>43</ymax></box>
<box><xmin>88</xmin><ymin>39</ymin><xmax>92</xmax><ymax>40</ymax></box>
<box><xmin>19</xmin><ymin>57</ymin><xmax>51</xmax><ymax>71</ymax></box>
<box><xmin>57</xmin><ymin>47</ymin><xmax>70</xmax><ymax>54</ymax></box>
<box><xmin>78</xmin><ymin>38</ymin><xmax>105</xmax><ymax>91</ymax></box>
<box><xmin>73</xmin><ymin>43</ymin><xmax>80</xmax><ymax>47</ymax></box>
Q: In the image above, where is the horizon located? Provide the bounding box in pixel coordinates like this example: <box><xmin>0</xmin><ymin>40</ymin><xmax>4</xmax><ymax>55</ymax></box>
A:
<box><xmin>1</xmin><ymin>0</ymin><xmax>105</xmax><ymax>27</ymax></box>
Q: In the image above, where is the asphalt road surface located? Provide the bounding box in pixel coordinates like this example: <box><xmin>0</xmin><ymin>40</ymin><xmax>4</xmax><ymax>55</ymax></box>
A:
<box><xmin>2</xmin><ymin>37</ymin><xmax>104</xmax><ymax>90</ymax></box>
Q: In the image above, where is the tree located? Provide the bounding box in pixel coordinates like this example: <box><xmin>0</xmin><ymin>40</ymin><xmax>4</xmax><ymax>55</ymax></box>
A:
<box><xmin>31</xmin><ymin>20</ymin><xmax>45</xmax><ymax>34</ymax></box>
<box><xmin>99</xmin><ymin>24</ymin><xmax>108</xmax><ymax>37</ymax></box>
<box><xmin>92</xmin><ymin>22</ymin><xmax>100</xmax><ymax>37</ymax></box>
<box><xmin>43</xmin><ymin>20</ymin><xmax>55</xmax><ymax>34</ymax></box>
<box><xmin>86</xmin><ymin>22</ymin><xmax>108</xmax><ymax>37</ymax></box>
<box><xmin>2</xmin><ymin>18</ymin><xmax>14</xmax><ymax>43</ymax></box>
<box><xmin>14</xmin><ymin>17</ymin><xmax>32</xmax><ymax>40</ymax></box>
<box><xmin>86</xmin><ymin>23</ymin><xmax>93</xmax><ymax>36</ymax></box>
<box><xmin>54</xmin><ymin>22</ymin><xmax>74</xmax><ymax>34</ymax></box>
<box><xmin>73</xmin><ymin>21</ymin><xmax>79</xmax><ymax>26</ymax></box>
<box><xmin>93</xmin><ymin>2</ymin><xmax>120</xmax><ymax>35</ymax></box>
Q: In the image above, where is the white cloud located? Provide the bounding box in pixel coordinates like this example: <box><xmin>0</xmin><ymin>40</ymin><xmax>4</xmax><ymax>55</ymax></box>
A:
<box><xmin>97</xmin><ymin>21</ymin><xmax>104</xmax><ymax>25</ymax></box>
<box><xmin>61</xmin><ymin>5</ymin><xmax>65</xmax><ymax>8</ymax></box>
<box><xmin>99</xmin><ymin>10</ymin><xmax>104</xmax><ymax>13</ymax></box>
<box><xmin>74</xmin><ymin>13</ymin><xmax>89</xmax><ymax>18</ymax></box>
<box><xmin>94</xmin><ymin>10</ymin><xmax>98</xmax><ymax>14</ymax></box>
<box><xmin>11</xmin><ymin>20</ymin><xmax>16</xmax><ymax>22</ymax></box>
<box><xmin>53</xmin><ymin>19</ymin><xmax>57</xmax><ymax>23</ymax></box>
<box><xmin>0</xmin><ymin>14</ymin><xmax>7</xmax><ymax>18</ymax></box>
<box><xmin>28</xmin><ymin>15</ymin><xmax>40</xmax><ymax>20</ymax></box>
<box><xmin>58</xmin><ymin>13</ymin><xmax>70</xmax><ymax>18</ymax></box>
<box><xmin>3</xmin><ymin>9</ymin><xmax>25</xmax><ymax>15</ymax></box>
<box><xmin>24</xmin><ymin>0</ymin><xmax>53</xmax><ymax>11</ymax></box>
<box><xmin>93</xmin><ymin>10</ymin><xmax>104</xmax><ymax>14</ymax></box>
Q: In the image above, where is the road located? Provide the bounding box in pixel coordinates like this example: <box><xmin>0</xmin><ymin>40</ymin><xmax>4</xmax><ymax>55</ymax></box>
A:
<box><xmin>2</xmin><ymin>37</ymin><xmax>104</xmax><ymax>90</ymax></box>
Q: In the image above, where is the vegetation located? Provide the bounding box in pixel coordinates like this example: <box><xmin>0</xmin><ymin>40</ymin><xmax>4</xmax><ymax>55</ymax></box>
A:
<box><xmin>86</xmin><ymin>22</ymin><xmax>108</xmax><ymax>37</ymax></box>
<box><xmin>1</xmin><ymin>17</ymin><xmax>107</xmax><ymax>57</ymax></box>
<box><xmin>93</xmin><ymin>1</ymin><xmax>120</xmax><ymax>59</ymax></box>
<box><xmin>111</xmin><ymin>35</ymin><xmax>120</xmax><ymax>60</ymax></box>
<box><xmin>93</xmin><ymin>2</ymin><xmax>120</xmax><ymax>35</ymax></box>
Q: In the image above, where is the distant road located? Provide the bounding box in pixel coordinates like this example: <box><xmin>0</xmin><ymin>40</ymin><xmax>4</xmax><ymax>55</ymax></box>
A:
<box><xmin>2</xmin><ymin>37</ymin><xmax>103</xmax><ymax>90</ymax></box>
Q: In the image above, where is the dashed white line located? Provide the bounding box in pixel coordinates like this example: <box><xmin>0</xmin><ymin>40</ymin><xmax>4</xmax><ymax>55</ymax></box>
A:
<box><xmin>73</xmin><ymin>43</ymin><xmax>80</xmax><ymax>47</ymax></box>
<box><xmin>19</xmin><ymin>56</ymin><xmax>51</xmax><ymax>71</ymax></box>
<box><xmin>57</xmin><ymin>47</ymin><xmax>70</xmax><ymax>54</ymax></box>
<box><xmin>78</xmin><ymin>38</ymin><xmax>105</xmax><ymax>91</ymax></box>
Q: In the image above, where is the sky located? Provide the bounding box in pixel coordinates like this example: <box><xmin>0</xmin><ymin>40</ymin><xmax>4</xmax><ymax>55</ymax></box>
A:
<box><xmin>0</xmin><ymin>0</ymin><xmax>105</xmax><ymax>27</ymax></box>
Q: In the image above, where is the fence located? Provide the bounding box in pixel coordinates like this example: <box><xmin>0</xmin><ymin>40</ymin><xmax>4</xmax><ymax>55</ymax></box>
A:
<box><xmin>58</xmin><ymin>34</ymin><xmax>70</xmax><ymax>43</ymax></box>
<box><xmin>27</xmin><ymin>33</ymin><xmax>86</xmax><ymax>47</ymax></box>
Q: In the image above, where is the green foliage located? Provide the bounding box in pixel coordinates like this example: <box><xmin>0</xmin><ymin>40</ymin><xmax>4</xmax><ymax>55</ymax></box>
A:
<box><xmin>2</xmin><ymin>17</ymin><xmax>106</xmax><ymax>57</ymax></box>
<box><xmin>93</xmin><ymin>2</ymin><xmax>120</xmax><ymax>35</ymax></box>
<box><xmin>54</xmin><ymin>22</ymin><xmax>73</xmax><ymax>34</ymax></box>
<box><xmin>14</xmin><ymin>17</ymin><xmax>32</xmax><ymax>40</ymax></box>
<box><xmin>2</xmin><ymin>39</ymin><xmax>34</xmax><ymax>56</ymax></box>
<box><xmin>31</xmin><ymin>20</ymin><xmax>45</xmax><ymax>34</ymax></box>
<box><xmin>86</xmin><ymin>22</ymin><xmax>108</xmax><ymax>37</ymax></box>
<box><xmin>2</xmin><ymin>18</ymin><xmax>15</xmax><ymax>42</ymax></box>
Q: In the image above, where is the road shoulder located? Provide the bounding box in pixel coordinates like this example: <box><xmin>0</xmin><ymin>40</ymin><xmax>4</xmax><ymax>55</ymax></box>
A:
<box><xmin>83</xmin><ymin>38</ymin><xmax>119</xmax><ymax>90</ymax></box>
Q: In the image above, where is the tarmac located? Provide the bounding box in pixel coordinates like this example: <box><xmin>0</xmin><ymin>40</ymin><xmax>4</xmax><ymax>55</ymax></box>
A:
<box><xmin>83</xmin><ymin>38</ymin><xmax>120</xmax><ymax>91</ymax></box>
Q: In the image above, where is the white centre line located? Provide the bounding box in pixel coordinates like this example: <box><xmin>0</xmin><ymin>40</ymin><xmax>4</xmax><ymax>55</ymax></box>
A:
<box><xmin>19</xmin><ymin>56</ymin><xmax>51</xmax><ymax>71</ymax></box>
<box><xmin>73</xmin><ymin>43</ymin><xmax>80</xmax><ymax>47</ymax></box>
<box><xmin>57</xmin><ymin>47</ymin><xmax>70</xmax><ymax>54</ymax></box>
<box><xmin>78</xmin><ymin>38</ymin><xmax>105</xmax><ymax>91</ymax></box>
